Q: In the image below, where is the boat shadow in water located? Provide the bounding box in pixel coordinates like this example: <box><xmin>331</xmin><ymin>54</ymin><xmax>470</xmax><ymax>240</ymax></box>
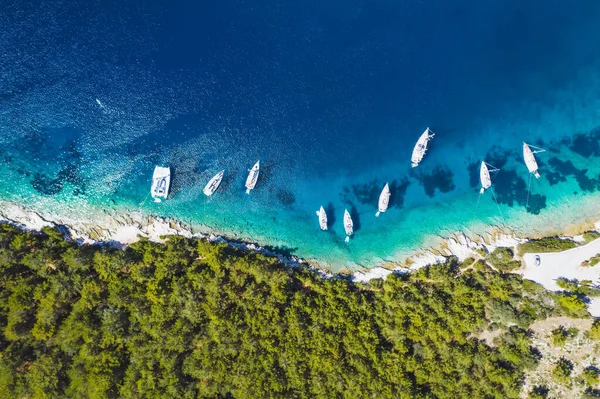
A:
<box><xmin>167</xmin><ymin>166</ymin><xmax>181</xmax><ymax>199</ymax></box>
<box><xmin>467</xmin><ymin>152</ymin><xmax>547</xmax><ymax>215</ymax></box>
<box><xmin>388</xmin><ymin>178</ymin><xmax>410</xmax><ymax>210</ymax></box>
<box><xmin>276</xmin><ymin>188</ymin><xmax>296</xmax><ymax>207</ymax></box>
<box><xmin>484</xmin><ymin>150</ymin><xmax>548</xmax><ymax>215</ymax></box>
<box><xmin>546</xmin><ymin>157</ymin><xmax>600</xmax><ymax>192</ymax></box>
<box><xmin>342</xmin><ymin>180</ymin><xmax>380</xmax><ymax>206</ymax></box>
<box><xmin>418</xmin><ymin>166</ymin><xmax>456</xmax><ymax>198</ymax></box>
<box><xmin>326</xmin><ymin>203</ymin><xmax>337</xmax><ymax>229</ymax></box>
<box><xmin>168</xmin><ymin>161</ymin><xmax>208</xmax><ymax>199</ymax></box>
<box><xmin>341</xmin><ymin>178</ymin><xmax>410</xmax><ymax>211</ymax></box>
<box><xmin>568</xmin><ymin>127</ymin><xmax>600</xmax><ymax>158</ymax></box>
<box><xmin>216</xmin><ymin>170</ymin><xmax>237</xmax><ymax>193</ymax></box>
<box><xmin>257</xmin><ymin>162</ymin><xmax>274</xmax><ymax>192</ymax></box>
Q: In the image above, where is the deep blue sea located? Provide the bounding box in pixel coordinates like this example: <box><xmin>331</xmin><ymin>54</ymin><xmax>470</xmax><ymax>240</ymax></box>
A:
<box><xmin>2</xmin><ymin>0</ymin><xmax>600</xmax><ymax>270</ymax></box>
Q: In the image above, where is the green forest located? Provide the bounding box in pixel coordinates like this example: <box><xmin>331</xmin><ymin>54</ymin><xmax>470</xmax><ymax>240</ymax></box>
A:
<box><xmin>0</xmin><ymin>223</ymin><xmax>588</xmax><ymax>398</ymax></box>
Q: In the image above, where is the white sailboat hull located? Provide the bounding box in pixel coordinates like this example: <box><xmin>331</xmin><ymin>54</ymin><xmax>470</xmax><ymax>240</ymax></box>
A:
<box><xmin>344</xmin><ymin>209</ymin><xmax>353</xmax><ymax>241</ymax></box>
<box><xmin>480</xmin><ymin>162</ymin><xmax>491</xmax><ymax>194</ymax></box>
<box><xmin>376</xmin><ymin>183</ymin><xmax>391</xmax><ymax>217</ymax></box>
<box><xmin>316</xmin><ymin>206</ymin><xmax>328</xmax><ymax>231</ymax></box>
<box><xmin>245</xmin><ymin>161</ymin><xmax>260</xmax><ymax>194</ymax></box>
<box><xmin>203</xmin><ymin>170</ymin><xmax>225</xmax><ymax>196</ymax></box>
<box><xmin>523</xmin><ymin>143</ymin><xmax>540</xmax><ymax>178</ymax></box>
<box><xmin>411</xmin><ymin>128</ymin><xmax>434</xmax><ymax>167</ymax></box>
<box><xmin>151</xmin><ymin>166</ymin><xmax>171</xmax><ymax>202</ymax></box>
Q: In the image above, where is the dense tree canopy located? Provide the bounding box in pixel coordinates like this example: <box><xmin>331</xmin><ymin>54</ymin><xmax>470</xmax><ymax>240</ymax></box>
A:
<box><xmin>0</xmin><ymin>223</ymin><xmax>577</xmax><ymax>398</ymax></box>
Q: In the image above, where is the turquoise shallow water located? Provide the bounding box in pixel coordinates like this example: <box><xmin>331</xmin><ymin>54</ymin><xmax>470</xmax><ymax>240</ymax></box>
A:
<box><xmin>2</xmin><ymin>0</ymin><xmax>600</xmax><ymax>270</ymax></box>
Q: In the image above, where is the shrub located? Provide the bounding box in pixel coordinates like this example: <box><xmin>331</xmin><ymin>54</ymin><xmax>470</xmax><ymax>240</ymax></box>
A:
<box><xmin>556</xmin><ymin>278</ymin><xmax>600</xmax><ymax>297</ymax></box>
<box><xmin>485</xmin><ymin>247</ymin><xmax>522</xmax><ymax>272</ymax></box>
<box><xmin>557</xmin><ymin>278</ymin><xmax>579</xmax><ymax>291</ymax></box>
<box><xmin>583</xmin><ymin>387</ymin><xmax>600</xmax><ymax>399</ymax></box>
<box><xmin>582</xmin><ymin>367</ymin><xmax>600</xmax><ymax>386</ymax></box>
<box><xmin>590</xmin><ymin>319</ymin><xmax>600</xmax><ymax>340</ymax></box>
<box><xmin>557</xmin><ymin>293</ymin><xmax>587</xmax><ymax>316</ymax></box>
<box><xmin>517</xmin><ymin>237</ymin><xmax>577</xmax><ymax>256</ymax></box>
<box><xmin>550</xmin><ymin>326</ymin><xmax>578</xmax><ymax>347</ymax></box>
<box><xmin>582</xmin><ymin>254</ymin><xmax>600</xmax><ymax>267</ymax></box>
<box><xmin>528</xmin><ymin>385</ymin><xmax>549</xmax><ymax>399</ymax></box>
<box><xmin>583</xmin><ymin>231</ymin><xmax>600</xmax><ymax>244</ymax></box>
<box><xmin>552</xmin><ymin>358</ymin><xmax>574</xmax><ymax>384</ymax></box>
<box><xmin>461</xmin><ymin>257</ymin><xmax>475</xmax><ymax>269</ymax></box>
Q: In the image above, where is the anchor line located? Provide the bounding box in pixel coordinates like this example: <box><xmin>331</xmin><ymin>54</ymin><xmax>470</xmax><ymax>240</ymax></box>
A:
<box><xmin>139</xmin><ymin>192</ymin><xmax>151</xmax><ymax>209</ymax></box>
<box><xmin>526</xmin><ymin>173</ymin><xmax>532</xmax><ymax>210</ymax></box>
<box><xmin>474</xmin><ymin>191</ymin><xmax>482</xmax><ymax>218</ymax></box>
<box><xmin>490</xmin><ymin>185</ymin><xmax>506</xmax><ymax>225</ymax></box>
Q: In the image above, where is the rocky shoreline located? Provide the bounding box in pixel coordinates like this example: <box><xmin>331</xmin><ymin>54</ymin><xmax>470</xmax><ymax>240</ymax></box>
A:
<box><xmin>1</xmin><ymin>199</ymin><xmax>598</xmax><ymax>287</ymax></box>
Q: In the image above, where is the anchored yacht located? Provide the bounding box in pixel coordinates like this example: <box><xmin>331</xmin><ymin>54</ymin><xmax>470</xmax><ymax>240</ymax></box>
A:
<box><xmin>523</xmin><ymin>143</ymin><xmax>544</xmax><ymax>178</ymax></box>
<box><xmin>411</xmin><ymin>128</ymin><xmax>435</xmax><ymax>167</ymax></box>
<box><xmin>316</xmin><ymin>206</ymin><xmax>328</xmax><ymax>230</ymax></box>
<box><xmin>151</xmin><ymin>166</ymin><xmax>171</xmax><ymax>202</ymax></box>
<box><xmin>203</xmin><ymin>170</ymin><xmax>225</xmax><ymax>196</ymax></box>
<box><xmin>479</xmin><ymin>161</ymin><xmax>499</xmax><ymax>194</ymax></box>
<box><xmin>344</xmin><ymin>209</ymin><xmax>353</xmax><ymax>242</ymax></box>
<box><xmin>376</xmin><ymin>183</ymin><xmax>391</xmax><ymax>217</ymax></box>
<box><xmin>245</xmin><ymin>161</ymin><xmax>260</xmax><ymax>194</ymax></box>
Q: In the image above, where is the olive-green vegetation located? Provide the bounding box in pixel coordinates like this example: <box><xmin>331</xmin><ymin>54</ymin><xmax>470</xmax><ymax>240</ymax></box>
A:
<box><xmin>557</xmin><ymin>294</ymin><xmax>588</xmax><ymax>316</ymax></box>
<box><xmin>517</xmin><ymin>238</ymin><xmax>577</xmax><ymax>256</ymax></box>
<box><xmin>590</xmin><ymin>319</ymin><xmax>600</xmax><ymax>340</ymax></box>
<box><xmin>582</xmin><ymin>254</ymin><xmax>600</xmax><ymax>268</ymax></box>
<box><xmin>550</xmin><ymin>326</ymin><xmax>578</xmax><ymax>347</ymax></box>
<box><xmin>0</xmin><ymin>224</ymin><xmax>582</xmax><ymax>398</ymax></box>
<box><xmin>583</xmin><ymin>232</ymin><xmax>600</xmax><ymax>244</ymax></box>
<box><xmin>528</xmin><ymin>385</ymin><xmax>549</xmax><ymax>399</ymax></box>
<box><xmin>581</xmin><ymin>367</ymin><xmax>600</xmax><ymax>387</ymax></box>
<box><xmin>460</xmin><ymin>257</ymin><xmax>475</xmax><ymax>269</ymax></box>
<box><xmin>556</xmin><ymin>278</ymin><xmax>600</xmax><ymax>297</ymax></box>
<box><xmin>485</xmin><ymin>247</ymin><xmax>521</xmax><ymax>272</ymax></box>
<box><xmin>583</xmin><ymin>387</ymin><xmax>600</xmax><ymax>398</ymax></box>
<box><xmin>552</xmin><ymin>358</ymin><xmax>574</xmax><ymax>384</ymax></box>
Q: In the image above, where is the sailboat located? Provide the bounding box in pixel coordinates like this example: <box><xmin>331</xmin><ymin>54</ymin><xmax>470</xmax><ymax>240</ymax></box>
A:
<box><xmin>376</xmin><ymin>183</ymin><xmax>391</xmax><ymax>217</ymax></box>
<box><xmin>343</xmin><ymin>209</ymin><xmax>353</xmax><ymax>242</ymax></box>
<box><xmin>411</xmin><ymin>127</ymin><xmax>435</xmax><ymax>167</ymax></box>
<box><xmin>151</xmin><ymin>166</ymin><xmax>171</xmax><ymax>202</ymax></box>
<box><xmin>316</xmin><ymin>206</ymin><xmax>328</xmax><ymax>231</ymax></box>
<box><xmin>523</xmin><ymin>143</ymin><xmax>544</xmax><ymax>178</ymax></box>
<box><xmin>245</xmin><ymin>161</ymin><xmax>260</xmax><ymax>194</ymax></box>
<box><xmin>203</xmin><ymin>170</ymin><xmax>225</xmax><ymax>196</ymax></box>
<box><xmin>479</xmin><ymin>161</ymin><xmax>499</xmax><ymax>194</ymax></box>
